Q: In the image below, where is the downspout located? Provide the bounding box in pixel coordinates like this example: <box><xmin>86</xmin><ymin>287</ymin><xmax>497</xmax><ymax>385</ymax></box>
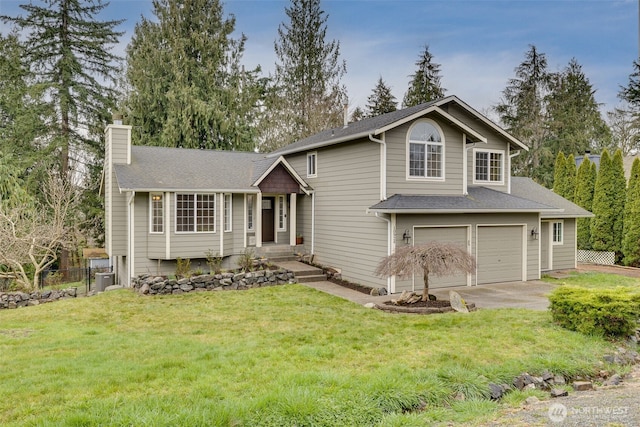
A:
<box><xmin>464</xmin><ymin>138</ymin><xmax>475</xmax><ymax>196</ymax></box>
<box><xmin>374</xmin><ymin>212</ymin><xmax>392</xmax><ymax>293</ymax></box>
<box><xmin>127</xmin><ymin>191</ymin><xmax>136</xmax><ymax>287</ymax></box>
<box><xmin>369</xmin><ymin>134</ymin><xmax>387</xmax><ymax>201</ymax></box>
<box><xmin>311</xmin><ymin>190</ymin><xmax>316</xmax><ymax>255</ymax></box>
<box><xmin>508</xmin><ymin>150</ymin><xmax>521</xmax><ymax>194</ymax></box>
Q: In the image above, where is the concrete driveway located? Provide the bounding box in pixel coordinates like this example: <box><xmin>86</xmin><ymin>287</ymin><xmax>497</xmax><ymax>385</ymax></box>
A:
<box><xmin>430</xmin><ymin>280</ymin><xmax>557</xmax><ymax>311</ymax></box>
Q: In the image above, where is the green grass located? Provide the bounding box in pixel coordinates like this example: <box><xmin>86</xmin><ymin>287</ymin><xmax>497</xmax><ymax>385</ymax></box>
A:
<box><xmin>543</xmin><ymin>271</ymin><xmax>640</xmax><ymax>289</ymax></box>
<box><xmin>0</xmin><ymin>284</ymin><xmax>619</xmax><ymax>426</ymax></box>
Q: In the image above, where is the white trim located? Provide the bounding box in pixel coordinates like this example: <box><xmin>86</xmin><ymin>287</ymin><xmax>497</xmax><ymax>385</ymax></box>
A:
<box><xmin>406</xmin><ymin>119</ymin><xmax>446</xmax><ymax>181</ymax></box>
<box><xmin>127</xmin><ymin>191</ymin><xmax>136</xmax><ymax>286</ymax></box>
<box><xmin>174</xmin><ymin>193</ymin><xmax>217</xmax><ymax>234</ymax></box>
<box><xmin>412</xmin><ymin>225</ymin><xmax>473</xmax><ymax>288</ymax></box>
<box><xmin>552</xmin><ymin>220</ymin><xmax>564</xmax><ymax>245</ymax></box>
<box><xmin>252</xmin><ymin>156</ymin><xmax>309</xmax><ymax>189</ymax></box>
<box><xmin>165</xmin><ymin>191</ymin><xmax>171</xmax><ymax>259</ymax></box>
<box><xmin>311</xmin><ymin>191</ymin><xmax>315</xmax><ymax>254</ymax></box>
<box><xmin>219</xmin><ymin>193</ymin><xmax>224</xmax><ymax>255</ymax></box>
<box><xmin>475</xmin><ymin>223</ymin><xmax>527</xmax><ymax>284</ymax></box>
<box><xmin>149</xmin><ymin>193</ymin><xmax>164</xmax><ymax>234</ymax></box>
<box><xmin>472</xmin><ymin>148</ymin><xmax>505</xmax><ymax>186</ymax></box>
<box><xmin>307</xmin><ymin>152</ymin><xmax>318</xmax><ymax>178</ymax></box>
<box><xmin>256</xmin><ymin>193</ymin><xmax>262</xmax><ymax>248</ymax></box>
<box><xmin>276</xmin><ymin>195</ymin><xmax>287</xmax><ymax>232</ymax></box>
<box><xmin>289</xmin><ymin>193</ymin><xmax>297</xmax><ymax>246</ymax></box>
<box><xmin>368</xmin><ymin>208</ymin><xmax>562</xmax><ymax>214</ymax></box>
<box><xmin>223</xmin><ymin>193</ymin><xmax>232</xmax><ymax>232</ymax></box>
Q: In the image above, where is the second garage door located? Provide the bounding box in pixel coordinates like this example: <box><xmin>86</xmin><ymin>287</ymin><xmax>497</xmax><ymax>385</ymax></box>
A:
<box><xmin>414</xmin><ymin>226</ymin><xmax>469</xmax><ymax>288</ymax></box>
<box><xmin>477</xmin><ymin>225</ymin><xmax>524</xmax><ymax>284</ymax></box>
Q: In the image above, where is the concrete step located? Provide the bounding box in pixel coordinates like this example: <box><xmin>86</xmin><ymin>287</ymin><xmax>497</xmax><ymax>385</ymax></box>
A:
<box><xmin>296</xmin><ymin>274</ymin><xmax>328</xmax><ymax>283</ymax></box>
<box><xmin>268</xmin><ymin>256</ymin><xmax>299</xmax><ymax>263</ymax></box>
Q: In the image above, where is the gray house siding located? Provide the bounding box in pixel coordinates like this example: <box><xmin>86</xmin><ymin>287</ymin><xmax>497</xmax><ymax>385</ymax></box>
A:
<box><xmin>386</xmin><ymin>117</ymin><xmax>465</xmax><ymax>196</ymax></box>
<box><xmin>551</xmin><ymin>218</ymin><xmax>576</xmax><ymax>270</ymax></box>
<box><xmin>285</xmin><ymin>140</ymin><xmax>388</xmax><ymax>287</ymax></box>
<box><xmin>394</xmin><ymin>212</ymin><xmax>539</xmax><ymax>293</ymax></box>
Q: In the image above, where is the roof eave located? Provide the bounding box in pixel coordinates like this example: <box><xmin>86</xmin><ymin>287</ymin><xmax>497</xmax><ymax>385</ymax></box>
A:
<box><xmin>266</xmin><ymin>130</ymin><xmax>373</xmax><ymax>157</ymax></box>
<box><xmin>367</xmin><ymin>208</ymin><xmax>563</xmax><ymax>214</ymax></box>
<box><xmin>118</xmin><ymin>187</ymin><xmax>261</xmax><ymax>194</ymax></box>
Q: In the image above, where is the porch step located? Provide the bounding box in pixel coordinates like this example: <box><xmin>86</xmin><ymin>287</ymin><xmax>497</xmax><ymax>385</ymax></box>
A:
<box><xmin>296</xmin><ymin>274</ymin><xmax>328</xmax><ymax>283</ymax></box>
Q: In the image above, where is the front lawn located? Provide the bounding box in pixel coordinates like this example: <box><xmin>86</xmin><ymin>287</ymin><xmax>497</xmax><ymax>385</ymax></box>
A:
<box><xmin>0</xmin><ymin>285</ymin><xmax>617</xmax><ymax>426</ymax></box>
<box><xmin>544</xmin><ymin>270</ymin><xmax>640</xmax><ymax>289</ymax></box>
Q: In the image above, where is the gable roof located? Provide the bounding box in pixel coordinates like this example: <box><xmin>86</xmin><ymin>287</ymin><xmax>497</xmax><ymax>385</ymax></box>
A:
<box><xmin>270</xmin><ymin>95</ymin><xmax>528</xmax><ymax>157</ymax></box>
<box><xmin>368</xmin><ymin>186</ymin><xmax>559</xmax><ymax>214</ymax></box>
<box><xmin>510</xmin><ymin>177</ymin><xmax>593</xmax><ymax>218</ymax></box>
<box><xmin>114</xmin><ymin>146</ymin><xmax>270</xmax><ymax>192</ymax></box>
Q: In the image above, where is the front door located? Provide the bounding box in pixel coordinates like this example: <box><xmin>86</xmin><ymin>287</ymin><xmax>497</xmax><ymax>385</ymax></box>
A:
<box><xmin>262</xmin><ymin>197</ymin><xmax>275</xmax><ymax>242</ymax></box>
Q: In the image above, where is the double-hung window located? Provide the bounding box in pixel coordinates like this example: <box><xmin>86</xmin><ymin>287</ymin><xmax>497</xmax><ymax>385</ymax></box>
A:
<box><xmin>246</xmin><ymin>195</ymin><xmax>254</xmax><ymax>231</ymax></box>
<box><xmin>552</xmin><ymin>221</ymin><xmax>563</xmax><ymax>245</ymax></box>
<box><xmin>224</xmin><ymin>194</ymin><xmax>232</xmax><ymax>232</ymax></box>
<box><xmin>307</xmin><ymin>152</ymin><xmax>317</xmax><ymax>177</ymax></box>
<box><xmin>407</xmin><ymin>121</ymin><xmax>444</xmax><ymax>179</ymax></box>
<box><xmin>176</xmin><ymin>193</ymin><xmax>216</xmax><ymax>233</ymax></box>
<box><xmin>474</xmin><ymin>149</ymin><xmax>504</xmax><ymax>184</ymax></box>
<box><xmin>150</xmin><ymin>193</ymin><xmax>164</xmax><ymax>233</ymax></box>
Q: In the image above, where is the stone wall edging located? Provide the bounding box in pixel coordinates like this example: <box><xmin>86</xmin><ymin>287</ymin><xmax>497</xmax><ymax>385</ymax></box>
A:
<box><xmin>0</xmin><ymin>288</ymin><xmax>78</xmax><ymax>309</ymax></box>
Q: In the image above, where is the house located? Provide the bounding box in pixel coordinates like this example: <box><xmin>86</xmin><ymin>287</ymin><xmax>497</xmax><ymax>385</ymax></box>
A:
<box><xmin>105</xmin><ymin>95</ymin><xmax>590</xmax><ymax>292</ymax></box>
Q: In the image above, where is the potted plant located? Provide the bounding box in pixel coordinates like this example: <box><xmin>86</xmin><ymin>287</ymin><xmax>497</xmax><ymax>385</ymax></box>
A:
<box><xmin>296</xmin><ymin>233</ymin><xmax>304</xmax><ymax>245</ymax></box>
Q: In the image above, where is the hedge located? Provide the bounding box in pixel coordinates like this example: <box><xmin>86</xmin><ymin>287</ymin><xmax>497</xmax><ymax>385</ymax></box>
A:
<box><xmin>549</xmin><ymin>285</ymin><xmax>640</xmax><ymax>338</ymax></box>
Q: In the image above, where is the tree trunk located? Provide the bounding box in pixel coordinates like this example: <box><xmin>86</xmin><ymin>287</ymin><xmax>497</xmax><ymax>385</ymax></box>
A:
<box><xmin>421</xmin><ymin>267</ymin><xmax>430</xmax><ymax>301</ymax></box>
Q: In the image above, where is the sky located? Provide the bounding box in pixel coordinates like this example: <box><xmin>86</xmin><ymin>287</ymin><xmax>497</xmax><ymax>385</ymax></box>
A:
<box><xmin>1</xmin><ymin>0</ymin><xmax>638</xmax><ymax>119</ymax></box>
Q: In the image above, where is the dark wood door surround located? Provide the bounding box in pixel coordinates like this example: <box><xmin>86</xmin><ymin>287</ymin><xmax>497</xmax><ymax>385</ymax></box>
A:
<box><xmin>262</xmin><ymin>197</ymin><xmax>275</xmax><ymax>242</ymax></box>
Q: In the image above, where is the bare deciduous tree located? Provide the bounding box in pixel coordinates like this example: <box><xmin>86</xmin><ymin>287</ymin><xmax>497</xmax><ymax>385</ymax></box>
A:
<box><xmin>0</xmin><ymin>175</ymin><xmax>75</xmax><ymax>291</ymax></box>
<box><xmin>375</xmin><ymin>242</ymin><xmax>476</xmax><ymax>302</ymax></box>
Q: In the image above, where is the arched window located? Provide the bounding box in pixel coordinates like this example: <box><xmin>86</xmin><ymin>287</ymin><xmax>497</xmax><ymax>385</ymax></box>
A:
<box><xmin>407</xmin><ymin>120</ymin><xmax>444</xmax><ymax>179</ymax></box>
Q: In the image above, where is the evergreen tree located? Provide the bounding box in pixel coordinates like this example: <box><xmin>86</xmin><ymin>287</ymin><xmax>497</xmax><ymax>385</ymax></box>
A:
<box><xmin>574</xmin><ymin>157</ymin><xmax>596</xmax><ymax>249</ymax></box>
<box><xmin>2</xmin><ymin>0</ymin><xmax>123</xmax><ymax>179</ymax></box>
<box><xmin>623</xmin><ymin>158</ymin><xmax>640</xmax><ymax>266</ymax></box>
<box><xmin>125</xmin><ymin>0</ymin><xmax>264</xmax><ymax>150</ymax></box>
<box><xmin>495</xmin><ymin>45</ymin><xmax>551</xmax><ymax>183</ymax></box>
<box><xmin>546</xmin><ymin>58</ymin><xmax>611</xmax><ymax>158</ymax></box>
<box><xmin>552</xmin><ymin>152</ymin><xmax>567</xmax><ymax>196</ymax></box>
<box><xmin>591</xmin><ymin>149</ymin><xmax>626</xmax><ymax>258</ymax></box>
<box><xmin>268</xmin><ymin>0</ymin><xmax>347</xmax><ymax>148</ymax></box>
<box><xmin>366</xmin><ymin>77</ymin><xmax>397</xmax><ymax>117</ymax></box>
<box><xmin>620</xmin><ymin>60</ymin><xmax>640</xmax><ymax>110</ymax></box>
<box><xmin>564</xmin><ymin>154</ymin><xmax>577</xmax><ymax>202</ymax></box>
<box><xmin>402</xmin><ymin>45</ymin><xmax>445</xmax><ymax>107</ymax></box>
<box><xmin>350</xmin><ymin>106</ymin><xmax>365</xmax><ymax>123</ymax></box>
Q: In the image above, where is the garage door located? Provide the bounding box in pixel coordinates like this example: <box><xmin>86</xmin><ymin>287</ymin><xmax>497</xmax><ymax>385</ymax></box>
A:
<box><xmin>414</xmin><ymin>227</ymin><xmax>469</xmax><ymax>288</ymax></box>
<box><xmin>477</xmin><ymin>226</ymin><xmax>523</xmax><ymax>284</ymax></box>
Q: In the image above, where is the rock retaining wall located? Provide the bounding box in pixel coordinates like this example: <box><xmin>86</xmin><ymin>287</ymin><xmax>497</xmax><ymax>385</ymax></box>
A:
<box><xmin>0</xmin><ymin>288</ymin><xmax>78</xmax><ymax>309</ymax></box>
<box><xmin>133</xmin><ymin>269</ymin><xmax>295</xmax><ymax>295</ymax></box>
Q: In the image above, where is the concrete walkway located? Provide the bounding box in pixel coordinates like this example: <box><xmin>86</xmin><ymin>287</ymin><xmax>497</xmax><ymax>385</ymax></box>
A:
<box><xmin>277</xmin><ymin>260</ymin><xmax>556</xmax><ymax>310</ymax></box>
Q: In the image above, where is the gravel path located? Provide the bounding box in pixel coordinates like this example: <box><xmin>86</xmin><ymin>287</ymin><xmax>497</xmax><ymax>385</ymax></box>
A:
<box><xmin>487</xmin><ymin>364</ymin><xmax>640</xmax><ymax>426</ymax></box>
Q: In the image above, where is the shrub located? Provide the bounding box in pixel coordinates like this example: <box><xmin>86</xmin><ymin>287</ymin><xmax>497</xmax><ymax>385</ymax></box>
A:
<box><xmin>205</xmin><ymin>250</ymin><xmax>223</xmax><ymax>274</ymax></box>
<box><xmin>549</xmin><ymin>285</ymin><xmax>640</xmax><ymax>337</ymax></box>
<box><xmin>237</xmin><ymin>249</ymin><xmax>255</xmax><ymax>272</ymax></box>
<box><xmin>175</xmin><ymin>257</ymin><xmax>191</xmax><ymax>279</ymax></box>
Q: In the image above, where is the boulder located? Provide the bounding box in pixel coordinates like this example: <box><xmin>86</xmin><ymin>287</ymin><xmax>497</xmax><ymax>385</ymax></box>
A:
<box><xmin>572</xmin><ymin>381</ymin><xmax>593</xmax><ymax>391</ymax></box>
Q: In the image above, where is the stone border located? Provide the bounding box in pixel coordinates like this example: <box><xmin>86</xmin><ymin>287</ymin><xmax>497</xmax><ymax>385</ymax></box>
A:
<box><xmin>374</xmin><ymin>301</ymin><xmax>476</xmax><ymax>314</ymax></box>
<box><xmin>0</xmin><ymin>288</ymin><xmax>78</xmax><ymax>309</ymax></box>
<box><xmin>133</xmin><ymin>269</ymin><xmax>295</xmax><ymax>295</ymax></box>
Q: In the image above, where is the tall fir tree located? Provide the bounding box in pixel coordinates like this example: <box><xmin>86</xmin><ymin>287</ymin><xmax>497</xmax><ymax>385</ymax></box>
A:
<box><xmin>620</xmin><ymin>60</ymin><xmax>640</xmax><ymax>110</ymax></box>
<box><xmin>591</xmin><ymin>149</ymin><xmax>626</xmax><ymax>258</ymax></box>
<box><xmin>267</xmin><ymin>0</ymin><xmax>347</xmax><ymax>149</ymax></box>
<box><xmin>623</xmin><ymin>158</ymin><xmax>640</xmax><ymax>266</ymax></box>
<box><xmin>125</xmin><ymin>0</ymin><xmax>264</xmax><ymax>151</ymax></box>
<box><xmin>402</xmin><ymin>45</ymin><xmax>445</xmax><ymax>107</ymax></box>
<box><xmin>552</xmin><ymin>152</ymin><xmax>567</xmax><ymax>196</ymax></box>
<box><xmin>366</xmin><ymin>77</ymin><xmax>397</xmax><ymax>117</ymax></box>
<box><xmin>495</xmin><ymin>45</ymin><xmax>551</xmax><ymax>183</ymax></box>
<box><xmin>564</xmin><ymin>154</ymin><xmax>577</xmax><ymax>202</ymax></box>
<box><xmin>546</xmin><ymin>58</ymin><xmax>611</xmax><ymax>158</ymax></box>
<box><xmin>574</xmin><ymin>157</ymin><xmax>596</xmax><ymax>249</ymax></box>
<box><xmin>2</xmin><ymin>0</ymin><xmax>123</xmax><ymax>180</ymax></box>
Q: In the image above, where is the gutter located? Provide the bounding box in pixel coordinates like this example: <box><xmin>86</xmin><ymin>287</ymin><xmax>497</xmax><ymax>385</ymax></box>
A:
<box><xmin>369</xmin><ymin>133</ymin><xmax>387</xmax><ymax>200</ymax></box>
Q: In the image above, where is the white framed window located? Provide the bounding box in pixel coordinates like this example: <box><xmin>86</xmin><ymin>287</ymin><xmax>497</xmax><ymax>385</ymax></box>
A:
<box><xmin>150</xmin><ymin>193</ymin><xmax>164</xmax><ymax>234</ymax></box>
<box><xmin>246</xmin><ymin>194</ymin><xmax>254</xmax><ymax>231</ymax></box>
<box><xmin>224</xmin><ymin>193</ymin><xmax>232</xmax><ymax>232</ymax></box>
<box><xmin>552</xmin><ymin>221</ymin><xmax>563</xmax><ymax>245</ymax></box>
<box><xmin>407</xmin><ymin>120</ymin><xmax>444</xmax><ymax>180</ymax></box>
<box><xmin>307</xmin><ymin>152</ymin><xmax>317</xmax><ymax>177</ymax></box>
<box><xmin>277</xmin><ymin>195</ymin><xmax>286</xmax><ymax>231</ymax></box>
<box><xmin>474</xmin><ymin>149</ymin><xmax>504</xmax><ymax>184</ymax></box>
<box><xmin>175</xmin><ymin>193</ymin><xmax>216</xmax><ymax>233</ymax></box>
